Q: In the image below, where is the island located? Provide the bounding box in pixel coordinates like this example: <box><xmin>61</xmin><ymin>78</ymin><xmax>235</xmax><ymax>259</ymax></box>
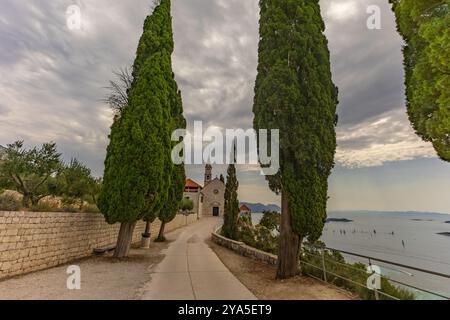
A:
<box><xmin>326</xmin><ymin>218</ymin><xmax>353</xmax><ymax>223</ymax></box>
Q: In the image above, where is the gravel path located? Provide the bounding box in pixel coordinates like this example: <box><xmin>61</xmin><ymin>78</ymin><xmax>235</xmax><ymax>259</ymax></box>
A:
<box><xmin>0</xmin><ymin>241</ymin><xmax>168</xmax><ymax>300</ymax></box>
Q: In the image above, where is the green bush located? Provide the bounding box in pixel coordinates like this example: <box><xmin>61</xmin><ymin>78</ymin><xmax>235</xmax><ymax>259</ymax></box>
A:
<box><xmin>236</xmin><ymin>216</ymin><xmax>257</xmax><ymax>248</ymax></box>
<box><xmin>259</xmin><ymin>211</ymin><xmax>280</xmax><ymax>233</ymax></box>
<box><xmin>0</xmin><ymin>194</ymin><xmax>22</xmax><ymax>211</ymax></box>
<box><xmin>254</xmin><ymin>225</ymin><xmax>278</xmax><ymax>254</ymax></box>
<box><xmin>235</xmin><ymin>216</ymin><xmax>279</xmax><ymax>255</ymax></box>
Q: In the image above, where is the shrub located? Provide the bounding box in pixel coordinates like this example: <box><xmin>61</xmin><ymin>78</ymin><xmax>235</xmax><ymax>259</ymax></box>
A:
<box><xmin>259</xmin><ymin>211</ymin><xmax>280</xmax><ymax>233</ymax></box>
<box><xmin>236</xmin><ymin>216</ymin><xmax>257</xmax><ymax>248</ymax></box>
<box><xmin>0</xmin><ymin>194</ymin><xmax>22</xmax><ymax>211</ymax></box>
<box><xmin>254</xmin><ymin>225</ymin><xmax>278</xmax><ymax>255</ymax></box>
<box><xmin>235</xmin><ymin>216</ymin><xmax>279</xmax><ymax>254</ymax></box>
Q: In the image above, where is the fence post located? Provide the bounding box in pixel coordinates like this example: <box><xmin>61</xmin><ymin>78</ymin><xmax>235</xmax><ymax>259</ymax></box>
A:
<box><xmin>322</xmin><ymin>249</ymin><xmax>327</xmax><ymax>282</ymax></box>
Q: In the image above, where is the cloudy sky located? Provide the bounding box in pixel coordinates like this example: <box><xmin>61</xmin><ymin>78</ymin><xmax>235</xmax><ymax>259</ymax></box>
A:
<box><xmin>1</xmin><ymin>0</ymin><xmax>449</xmax><ymax>213</ymax></box>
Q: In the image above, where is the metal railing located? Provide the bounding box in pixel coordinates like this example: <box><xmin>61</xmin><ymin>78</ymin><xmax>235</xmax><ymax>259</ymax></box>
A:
<box><xmin>300</xmin><ymin>245</ymin><xmax>450</xmax><ymax>300</ymax></box>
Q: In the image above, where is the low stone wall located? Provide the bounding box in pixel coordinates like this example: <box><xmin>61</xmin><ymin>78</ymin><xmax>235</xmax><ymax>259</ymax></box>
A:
<box><xmin>0</xmin><ymin>212</ymin><xmax>198</xmax><ymax>280</ymax></box>
<box><xmin>211</xmin><ymin>230</ymin><xmax>278</xmax><ymax>266</ymax></box>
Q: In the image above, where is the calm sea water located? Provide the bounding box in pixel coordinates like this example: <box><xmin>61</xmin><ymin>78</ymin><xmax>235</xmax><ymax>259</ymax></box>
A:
<box><xmin>252</xmin><ymin>211</ymin><xmax>450</xmax><ymax>300</ymax></box>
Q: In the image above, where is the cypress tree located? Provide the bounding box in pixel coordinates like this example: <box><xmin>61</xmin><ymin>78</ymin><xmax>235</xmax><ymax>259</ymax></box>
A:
<box><xmin>98</xmin><ymin>0</ymin><xmax>175</xmax><ymax>258</ymax></box>
<box><xmin>253</xmin><ymin>0</ymin><xmax>338</xmax><ymax>278</ymax></box>
<box><xmin>223</xmin><ymin>162</ymin><xmax>240</xmax><ymax>240</ymax></box>
<box><xmin>390</xmin><ymin>0</ymin><xmax>449</xmax><ymax>161</ymax></box>
<box><xmin>156</xmin><ymin>78</ymin><xmax>187</xmax><ymax>242</ymax></box>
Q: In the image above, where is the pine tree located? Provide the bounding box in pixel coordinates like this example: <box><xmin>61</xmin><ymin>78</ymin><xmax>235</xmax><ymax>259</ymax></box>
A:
<box><xmin>223</xmin><ymin>147</ymin><xmax>240</xmax><ymax>240</ymax></box>
<box><xmin>390</xmin><ymin>0</ymin><xmax>449</xmax><ymax>161</ymax></box>
<box><xmin>98</xmin><ymin>0</ymin><xmax>175</xmax><ymax>258</ymax></box>
<box><xmin>253</xmin><ymin>0</ymin><xmax>338</xmax><ymax>278</ymax></box>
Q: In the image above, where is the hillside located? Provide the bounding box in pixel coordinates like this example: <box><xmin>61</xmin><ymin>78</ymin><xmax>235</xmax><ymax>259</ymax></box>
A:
<box><xmin>240</xmin><ymin>202</ymin><xmax>281</xmax><ymax>213</ymax></box>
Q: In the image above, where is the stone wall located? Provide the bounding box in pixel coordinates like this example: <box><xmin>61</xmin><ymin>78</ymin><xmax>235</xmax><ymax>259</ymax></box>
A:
<box><xmin>211</xmin><ymin>230</ymin><xmax>278</xmax><ymax>266</ymax></box>
<box><xmin>0</xmin><ymin>212</ymin><xmax>198</xmax><ymax>280</ymax></box>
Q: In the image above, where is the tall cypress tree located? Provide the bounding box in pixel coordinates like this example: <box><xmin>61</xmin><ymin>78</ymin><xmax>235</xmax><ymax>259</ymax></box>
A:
<box><xmin>390</xmin><ymin>0</ymin><xmax>449</xmax><ymax>161</ymax></box>
<box><xmin>156</xmin><ymin>76</ymin><xmax>187</xmax><ymax>242</ymax></box>
<box><xmin>98</xmin><ymin>0</ymin><xmax>175</xmax><ymax>258</ymax></box>
<box><xmin>253</xmin><ymin>0</ymin><xmax>338</xmax><ymax>278</ymax></box>
<box><xmin>223</xmin><ymin>155</ymin><xmax>240</xmax><ymax>241</ymax></box>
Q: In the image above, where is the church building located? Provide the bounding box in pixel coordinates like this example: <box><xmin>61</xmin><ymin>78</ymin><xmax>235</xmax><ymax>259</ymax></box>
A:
<box><xmin>183</xmin><ymin>165</ymin><xmax>225</xmax><ymax>218</ymax></box>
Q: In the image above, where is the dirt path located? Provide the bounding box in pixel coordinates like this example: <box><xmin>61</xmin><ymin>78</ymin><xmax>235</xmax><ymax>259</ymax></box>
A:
<box><xmin>209</xmin><ymin>240</ymin><xmax>355</xmax><ymax>300</ymax></box>
<box><xmin>0</xmin><ymin>242</ymin><xmax>168</xmax><ymax>300</ymax></box>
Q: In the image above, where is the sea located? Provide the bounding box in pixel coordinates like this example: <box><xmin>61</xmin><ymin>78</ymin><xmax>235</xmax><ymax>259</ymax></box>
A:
<box><xmin>252</xmin><ymin>211</ymin><xmax>450</xmax><ymax>300</ymax></box>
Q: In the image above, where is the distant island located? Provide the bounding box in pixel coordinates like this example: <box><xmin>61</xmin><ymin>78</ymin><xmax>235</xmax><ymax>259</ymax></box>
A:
<box><xmin>445</xmin><ymin>221</ymin><xmax>450</xmax><ymax>224</ymax></box>
<box><xmin>240</xmin><ymin>202</ymin><xmax>281</xmax><ymax>213</ymax></box>
<box><xmin>326</xmin><ymin>218</ymin><xmax>353</xmax><ymax>223</ymax></box>
<box><xmin>437</xmin><ymin>232</ymin><xmax>450</xmax><ymax>237</ymax></box>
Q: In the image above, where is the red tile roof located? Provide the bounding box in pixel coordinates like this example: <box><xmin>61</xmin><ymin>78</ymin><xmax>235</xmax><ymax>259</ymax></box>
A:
<box><xmin>185</xmin><ymin>179</ymin><xmax>202</xmax><ymax>189</ymax></box>
<box><xmin>240</xmin><ymin>205</ymin><xmax>252</xmax><ymax>212</ymax></box>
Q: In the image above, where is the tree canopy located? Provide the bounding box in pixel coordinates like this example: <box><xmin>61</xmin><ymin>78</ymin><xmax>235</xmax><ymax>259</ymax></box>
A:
<box><xmin>98</xmin><ymin>0</ymin><xmax>182</xmax><ymax>257</ymax></box>
<box><xmin>98</xmin><ymin>0</ymin><xmax>175</xmax><ymax>226</ymax></box>
<box><xmin>0</xmin><ymin>141</ymin><xmax>61</xmax><ymax>207</ymax></box>
<box><xmin>390</xmin><ymin>0</ymin><xmax>449</xmax><ymax>161</ymax></box>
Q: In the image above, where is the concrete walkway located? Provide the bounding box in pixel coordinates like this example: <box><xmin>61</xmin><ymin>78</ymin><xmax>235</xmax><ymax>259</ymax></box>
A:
<box><xmin>140</xmin><ymin>217</ymin><xmax>257</xmax><ymax>300</ymax></box>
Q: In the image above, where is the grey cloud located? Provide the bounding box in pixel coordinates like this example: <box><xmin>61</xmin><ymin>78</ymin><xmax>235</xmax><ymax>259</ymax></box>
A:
<box><xmin>322</xmin><ymin>0</ymin><xmax>407</xmax><ymax>126</ymax></box>
<box><xmin>0</xmin><ymin>0</ymin><xmax>433</xmax><ymax>178</ymax></box>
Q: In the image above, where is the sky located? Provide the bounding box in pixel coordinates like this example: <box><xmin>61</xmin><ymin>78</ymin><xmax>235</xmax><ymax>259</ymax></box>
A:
<box><xmin>0</xmin><ymin>0</ymin><xmax>449</xmax><ymax>213</ymax></box>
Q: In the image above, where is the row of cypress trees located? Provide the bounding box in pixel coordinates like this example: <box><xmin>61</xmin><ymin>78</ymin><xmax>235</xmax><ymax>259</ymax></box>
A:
<box><xmin>99</xmin><ymin>0</ymin><xmax>339</xmax><ymax>270</ymax></box>
<box><xmin>99</xmin><ymin>0</ymin><xmax>339</xmax><ymax>275</ymax></box>
<box><xmin>98</xmin><ymin>0</ymin><xmax>186</xmax><ymax>258</ymax></box>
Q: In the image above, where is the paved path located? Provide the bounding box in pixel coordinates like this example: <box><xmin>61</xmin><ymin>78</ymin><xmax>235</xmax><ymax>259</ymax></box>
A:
<box><xmin>140</xmin><ymin>217</ymin><xmax>257</xmax><ymax>300</ymax></box>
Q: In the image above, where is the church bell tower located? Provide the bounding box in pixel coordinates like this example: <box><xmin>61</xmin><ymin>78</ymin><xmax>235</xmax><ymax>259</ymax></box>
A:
<box><xmin>204</xmin><ymin>164</ymin><xmax>212</xmax><ymax>186</ymax></box>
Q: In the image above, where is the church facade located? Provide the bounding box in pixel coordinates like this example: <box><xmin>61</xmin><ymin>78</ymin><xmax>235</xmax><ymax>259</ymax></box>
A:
<box><xmin>184</xmin><ymin>165</ymin><xmax>225</xmax><ymax>218</ymax></box>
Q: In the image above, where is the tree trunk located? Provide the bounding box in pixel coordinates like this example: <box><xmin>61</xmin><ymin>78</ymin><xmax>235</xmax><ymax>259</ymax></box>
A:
<box><xmin>157</xmin><ymin>222</ymin><xmax>166</xmax><ymax>241</ymax></box>
<box><xmin>143</xmin><ymin>220</ymin><xmax>151</xmax><ymax>237</ymax></box>
<box><xmin>114</xmin><ymin>222</ymin><xmax>137</xmax><ymax>258</ymax></box>
<box><xmin>141</xmin><ymin>221</ymin><xmax>152</xmax><ymax>248</ymax></box>
<box><xmin>276</xmin><ymin>191</ymin><xmax>301</xmax><ymax>279</ymax></box>
<box><xmin>22</xmin><ymin>193</ymin><xmax>32</xmax><ymax>208</ymax></box>
<box><xmin>31</xmin><ymin>196</ymin><xmax>40</xmax><ymax>207</ymax></box>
